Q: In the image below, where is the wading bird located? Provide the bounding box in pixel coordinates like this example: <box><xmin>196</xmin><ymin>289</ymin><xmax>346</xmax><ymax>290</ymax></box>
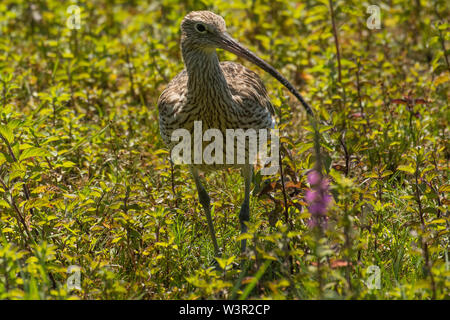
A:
<box><xmin>158</xmin><ymin>11</ymin><xmax>313</xmax><ymax>257</ymax></box>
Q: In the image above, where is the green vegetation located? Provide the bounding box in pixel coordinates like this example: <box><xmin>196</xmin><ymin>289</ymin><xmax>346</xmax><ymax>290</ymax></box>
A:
<box><xmin>0</xmin><ymin>0</ymin><xmax>448</xmax><ymax>299</ymax></box>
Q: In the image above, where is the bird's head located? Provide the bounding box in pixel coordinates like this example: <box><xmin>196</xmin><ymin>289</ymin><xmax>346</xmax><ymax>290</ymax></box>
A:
<box><xmin>181</xmin><ymin>11</ymin><xmax>261</xmax><ymax>59</ymax></box>
<box><xmin>180</xmin><ymin>11</ymin><xmax>314</xmax><ymax>117</ymax></box>
<box><xmin>181</xmin><ymin>11</ymin><xmax>228</xmax><ymax>53</ymax></box>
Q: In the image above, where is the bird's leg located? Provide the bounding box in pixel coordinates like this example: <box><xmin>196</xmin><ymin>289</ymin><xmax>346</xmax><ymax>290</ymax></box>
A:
<box><xmin>169</xmin><ymin>158</ymin><xmax>178</xmax><ymax>208</ymax></box>
<box><xmin>239</xmin><ymin>164</ymin><xmax>253</xmax><ymax>253</ymax></box>
<box><xmin>191</xmin><ymin>167</ymin><xmax>220</xmax><ymax>257</ymax></box>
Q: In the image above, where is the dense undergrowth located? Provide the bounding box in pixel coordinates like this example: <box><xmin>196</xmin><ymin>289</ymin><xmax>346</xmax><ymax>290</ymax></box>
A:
<box><xmin>0</xmin><ymin>0</ymin><xmax>448</xmax><ymax>299</ymax></box>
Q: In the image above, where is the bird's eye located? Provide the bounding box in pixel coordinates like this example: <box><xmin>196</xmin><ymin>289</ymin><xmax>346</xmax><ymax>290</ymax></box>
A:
<box><xmin>195</xmin><ymin>23</ymin><xmax>207</xmax><ymax>33</ymax></box>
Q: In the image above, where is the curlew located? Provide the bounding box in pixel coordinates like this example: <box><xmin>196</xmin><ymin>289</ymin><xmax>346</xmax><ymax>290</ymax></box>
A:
<box><xmin>158</xmin><ymin>11</ymin><xmax>313</xmax><ymax>257</ymax></box>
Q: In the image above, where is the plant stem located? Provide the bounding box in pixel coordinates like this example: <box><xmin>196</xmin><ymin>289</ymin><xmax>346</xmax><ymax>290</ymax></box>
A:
<box><xmin>329</xmin><ymin>0</ymin><xmax>350</xmax><ymax>176</ymax></box>
<box><xmin>414</xmin><ymin>154</ymin><xmax>437</xmax><ymax>299</ymax></box>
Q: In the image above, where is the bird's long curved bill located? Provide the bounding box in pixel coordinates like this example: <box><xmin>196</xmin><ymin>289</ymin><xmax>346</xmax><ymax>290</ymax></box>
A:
<box><xmin>219</xmin><ymin>33</ymin><xmax>314</xmax><ymax>117</ymax></box>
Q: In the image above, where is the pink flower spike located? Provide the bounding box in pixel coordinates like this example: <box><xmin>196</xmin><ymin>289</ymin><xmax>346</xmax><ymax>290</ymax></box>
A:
<box><xmin>309</xmin><ymin>203</ymin><xmax>327</xmax><ymax>216</ymax></box>
<box><xmin>323</xmin><ymin>194</ymin><xmax>333</xmax><ymax>206</ymax></box>
<box><xmin>320</xmin><ymin>178</ymin><xmax>330</xmax><ymax>190</ymax></box>
<box><xmin>305</xmin><ymin>190</ymin><xmax>318</xmax><ymax>203</ymax></box>
<box><xmin>307</xmin><ymin>170</ymin><xmax>321</xmax><ymax>185</ymax></box>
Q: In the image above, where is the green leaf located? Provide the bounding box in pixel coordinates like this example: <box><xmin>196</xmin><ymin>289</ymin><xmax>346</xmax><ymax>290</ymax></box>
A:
<box><xmin>7</xmin><ymin>119</ymin><xmax>22</xmax><ymax>130</ymax></box>
<box><xmin>427</xmin><ymin>219</ymin><xmax>446</xmax><ymax>225</ymax></box>
<box><xmin>365</xmin><ymin>172</ymin><xmax>379</xmax><ymax>178</ymax></box>
<box><xmin>381</xmin><ymin>170</ymin><xmax>393</xmax><ymax>177</ymax></box>
<box><xmin>397</xmin><ymin>165</ymin><xmax>415</xmax><ymax>175</ymax></box>
<box><xmin>0</xmin><ymin>125</ymin><xmax>14</xmax><ymax>143</ymax></box>
<box><xmin>0</xmin><ymin>152</ymin><xmax>6</xmax><ymax>166</ymax></box>
<box><xmin>0</xmin><ymin>199</ymin><xmax>9</xmax><ymax>208</ymax></box>
<box><xmin>239</xmin><ymin>260</ymin><xmax>271</xmax><ymax>300</ymax></box>
<box><xmin>9</xmin><ymin>162</ymin><xmax>26</xmax><ymax>180</ymax></box>
<box><xmin>19</xmin><ymin>147</ymin><xmax>50</xmax><ymax>161</ymax></box>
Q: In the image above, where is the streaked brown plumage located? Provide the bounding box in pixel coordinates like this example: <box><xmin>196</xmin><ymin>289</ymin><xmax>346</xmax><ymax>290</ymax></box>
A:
<box><xmin>158</xmin><ymin>11</ymin><xmax>313</xmax><ymax>258</ymax></box>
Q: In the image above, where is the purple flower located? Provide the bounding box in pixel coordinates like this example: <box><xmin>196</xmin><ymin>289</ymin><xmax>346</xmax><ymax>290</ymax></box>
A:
<box><xmin>305</xmin><ymin>169</ymin><xmax>332</xmax><ymax>229</ymax></box>
<box><xmin>307</xmin><ymin>170</ymin><xmax>321</xmax><ymax>185</ymax></box>
<box><xmin>322</xmin><ymin>193</ymin><xmax>332</xmax><ymax>206</ymax></box>
<box><xmin>309</xmin><ymin>203</ymin><xmax>328</xmax><ymax>215</ymax></box>
<box><xmin>305</xmin><ymin>190</ymin><xmax>318</xmax><ymax>203</ymax></box>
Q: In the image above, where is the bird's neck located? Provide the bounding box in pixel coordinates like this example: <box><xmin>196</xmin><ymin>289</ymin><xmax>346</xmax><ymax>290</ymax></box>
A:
<box><xmin>182</xmin><ymin>47</ymin><xmax>234</xmax><ymax>105</ymax></box>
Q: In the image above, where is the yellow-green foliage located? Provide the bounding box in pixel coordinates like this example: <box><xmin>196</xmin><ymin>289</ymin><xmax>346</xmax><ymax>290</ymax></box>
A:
<box><xmin>0</xmin><ymin>0</ymin><xmax>448</xmax><ymax>299</ymax></box>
